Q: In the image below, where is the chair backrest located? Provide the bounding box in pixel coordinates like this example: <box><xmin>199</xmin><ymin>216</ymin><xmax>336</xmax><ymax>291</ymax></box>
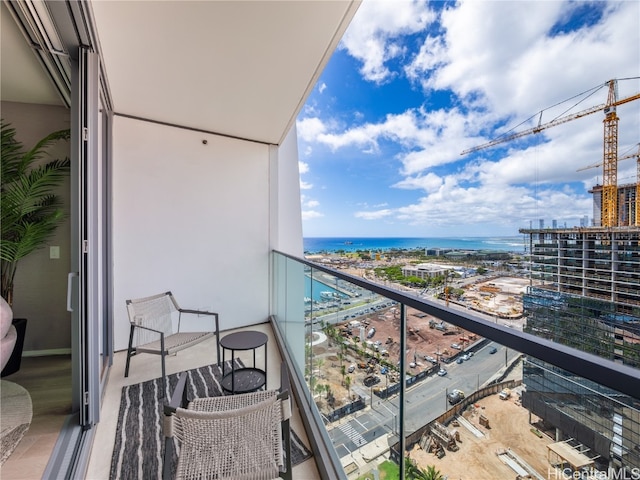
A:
<box><xmin>126</xmin><ymin>292</ymin><xmax>177</xmax><ymax>346</ymax></box>
<box><xmin>173</xmin><ymin>391</ymin><xmax>287</xmax><ymax>479</ymax></box>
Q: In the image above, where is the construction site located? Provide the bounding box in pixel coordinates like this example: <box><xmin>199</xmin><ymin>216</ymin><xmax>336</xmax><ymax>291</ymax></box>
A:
<box><xmin>468</xmin><ymin>77</ymin><xmax>640</xmax><ymax>474</ymax></box>
<box><xmin>409</xmin><ymin>387</ymin><xmax>557</xmax><ymax>480</ymax></box>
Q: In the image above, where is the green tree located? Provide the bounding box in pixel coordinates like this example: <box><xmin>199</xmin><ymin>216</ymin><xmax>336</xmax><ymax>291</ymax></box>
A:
<box><xmin>344</xmin><ymin>375</ymin><xmax>352</xmax><ymax>399</ymax></box>
<box><xmin>423</xmin><ymin>465</ymin><xmax>444</xmax><ymax>480</ymax></box>
<box><xmin>316</xmin><ymin>358</ymin><xmax>325</xmax><ymax>378</ymax></box>
<box><xmin>404</xmin><ymin>458</ymin><xmax>443</xmax><ymax>480</ymax></box>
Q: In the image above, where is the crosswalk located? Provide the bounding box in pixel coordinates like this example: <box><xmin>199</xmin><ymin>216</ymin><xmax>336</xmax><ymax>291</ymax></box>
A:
<box><xmin>339</xmin><ymin>423</ymin><xmax>366</xmax><ymax>447</ymax></box>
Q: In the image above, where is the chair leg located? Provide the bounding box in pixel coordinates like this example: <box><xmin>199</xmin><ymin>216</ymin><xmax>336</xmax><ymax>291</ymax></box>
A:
<box><xmin>124</xmin><ymin>324</ymin><xmax>135</xmax><ymax>378</ymax></box>
<box><xmin>215</xmin><ymin>317</ymin><xmax>221</xmax><ymax>368</ymax></box>
<box><xmin>282</xmin><ymin>418</ymin><xmax>292</xmax><ymax>480</ymax></box>
<box><xmin>162</xmin><ymin>436</ymin><xmax>175</xmax><ymax>480</ymax></box>
<box><xmin>160</xmin><ymin>334</ymin><xmax>166</xmax><ymax>398</ymax></box>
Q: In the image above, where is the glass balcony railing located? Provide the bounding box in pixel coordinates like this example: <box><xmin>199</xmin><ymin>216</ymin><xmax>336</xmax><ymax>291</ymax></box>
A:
<box><xmin>271</xmin><ymin>251</ymin><xmax>640</xmax><ymax>480</ymax></box>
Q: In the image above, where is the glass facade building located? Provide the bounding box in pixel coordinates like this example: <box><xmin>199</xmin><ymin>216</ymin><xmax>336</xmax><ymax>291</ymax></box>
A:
<box><xmin>521</xmin><ymin>228</ymin><xmax>640</xmax><ymax>472</ymax></box>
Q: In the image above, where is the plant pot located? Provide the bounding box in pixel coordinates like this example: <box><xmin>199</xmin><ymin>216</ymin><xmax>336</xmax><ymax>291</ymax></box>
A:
<box><xmin>1</xmin><ymin>318</ymin><xmax>27</xmax><ymax>377</ymax></box>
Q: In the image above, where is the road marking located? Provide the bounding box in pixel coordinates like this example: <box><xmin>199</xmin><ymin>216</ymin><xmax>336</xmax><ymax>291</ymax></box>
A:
<box><xmin>339</xmin><ymin>423</ymin><xmax>367</xmax><ymax>447</ymax></box>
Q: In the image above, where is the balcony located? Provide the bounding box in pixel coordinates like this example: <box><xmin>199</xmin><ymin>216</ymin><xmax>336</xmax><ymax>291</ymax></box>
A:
<box><xmin>268</xmin><ymin>252</ymin><xmax>640</xmax><ymax>478</ymax></box>
<box><xmin>9</xmin><ymin>251</ymin><xmax>638</xmax><ymax>479</ymax></box>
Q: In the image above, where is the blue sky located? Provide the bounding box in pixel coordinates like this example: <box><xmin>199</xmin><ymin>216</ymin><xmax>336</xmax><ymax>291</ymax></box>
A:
<box><xmin>296</xmin><ymin>0</ymin><xmax>640</xmax><ymax>238</ymax></box>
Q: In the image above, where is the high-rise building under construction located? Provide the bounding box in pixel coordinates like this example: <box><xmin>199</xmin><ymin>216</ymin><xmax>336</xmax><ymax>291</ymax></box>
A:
<box><xmin>519</xmin><ymin>226</ymin><xmax>640</xmax><ymax>472</ymax></box>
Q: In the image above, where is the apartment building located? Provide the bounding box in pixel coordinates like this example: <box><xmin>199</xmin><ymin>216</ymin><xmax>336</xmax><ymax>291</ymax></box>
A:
<box><xmin>520</xmin><ymin>227</ymin><xmax>640</xmax><ymax>471</ymax></box>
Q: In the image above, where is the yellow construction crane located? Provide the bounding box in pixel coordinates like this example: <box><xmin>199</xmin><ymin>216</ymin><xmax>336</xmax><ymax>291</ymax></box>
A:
<box><xmin>461</xmin><ymin>79</ymin><xmax>640</xmax><ymax>227</ymax></box>
<box><xmin>577</xmin><ymin>145</ymin><xmax>640</xmax><ymax>226</ymax></box>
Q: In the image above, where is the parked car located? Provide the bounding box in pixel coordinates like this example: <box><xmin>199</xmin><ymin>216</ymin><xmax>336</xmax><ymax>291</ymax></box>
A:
<box><xmin>456</xmin><ymin>357</ymin><xmax>464</xmax><ymax>364</ymax></box>
<box><xmin>489</xmin><ymin>346</ymin><xmax>497</xmax><ymax>354</ymax></box>
<box><xmin>451</xmin><ymin>343</ymin><xmax>461</xmax><ymax>350</ymax></box>
<box><xmin>363</xmin><ymin>375</ymin><xmax>380</xmax><ymax>387</ymax></box>
<box><xmin>461</xmin><ymin>353</ymin><xmax>470</xmax><ymax>361</ymax></box>
<box><xmin>448</xmin><ymin>389</ymin><xmax>465</xmax><ymax>405</ymax></box>
<box><xmin>424</xmin><ymin>355</ymin><xmax>437</xmax><ymax>363</ymax></box>
<box><xmin>437</xmin><ymin>369</ymin><xmax>447</xmax><ymax>376</ymax></box>
<box><xmin>347</xmin><ymin>364</ymin><xmax>356</xmax><ymax>373</ymax></box>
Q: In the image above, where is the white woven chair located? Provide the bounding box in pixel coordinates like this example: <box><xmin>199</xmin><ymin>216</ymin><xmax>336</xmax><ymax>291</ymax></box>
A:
<box><xmin>124</xmin><ymin>291</ymin><xmax>220</xmax><ymax>395</ymax></box>
<box><xmin>163</xmin><ymin>364</ymin><xmax>292</xmax><ymax>480</ymax></box>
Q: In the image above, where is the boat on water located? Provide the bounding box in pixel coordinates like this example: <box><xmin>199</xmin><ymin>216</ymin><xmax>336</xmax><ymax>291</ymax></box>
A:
<box><xmin>320</xmin><ymin>291</ymin><xmax>341</xmax><ymax>300</ymax></box>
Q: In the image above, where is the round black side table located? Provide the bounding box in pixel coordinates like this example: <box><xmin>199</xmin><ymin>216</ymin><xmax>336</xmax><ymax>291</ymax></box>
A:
<box><xmin>220</xmin><ymin>330</ymin><xmax>268</xmax><ymax>394</ymax></box>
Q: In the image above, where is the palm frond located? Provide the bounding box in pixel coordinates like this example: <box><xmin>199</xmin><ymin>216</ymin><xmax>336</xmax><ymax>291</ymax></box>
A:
<box><xmin>1</xmin><ymin>119</ymin><xmax>70</xmax><ymax>303</ymax></box>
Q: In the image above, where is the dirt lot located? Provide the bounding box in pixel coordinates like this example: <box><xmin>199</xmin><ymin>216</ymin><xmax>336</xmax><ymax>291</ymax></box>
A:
<box><xmin>409</xmin><ymin>389</ymin><xmax>553</xmax><ymax>480</ymax></box>
<box><xmin>311</xmin><ymin>305</ymin><xmax>478</xmax><ymax>412</ymax></box>
<box><xmin>310</xmin><ymin>275</ymin><xmax>531</xmax><ymax>412</ymax></box>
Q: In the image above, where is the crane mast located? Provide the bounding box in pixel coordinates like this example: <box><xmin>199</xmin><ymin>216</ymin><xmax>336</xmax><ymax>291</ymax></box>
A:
<box><xmin>636</xmin><ymin>145</ymin><xmax>640</xmax><ymax>226</ymax></box>
<box><xmin>602</xmin><ymin>80</ymin><xmax>619</xmax><ymax>228</ymax></box>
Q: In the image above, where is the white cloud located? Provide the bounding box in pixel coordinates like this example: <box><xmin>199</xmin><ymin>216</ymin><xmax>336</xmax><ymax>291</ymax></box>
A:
<box><xmin>319</xmin><ymin>82</ymin><xmax>327</xmax><ymax>94</ymax></box>
<box><xmin>340</xmin><ymin>0</ymin><xmax>435</xmax><ymax>83</ymax></box>
<box><xmin>300</xmin><ymin>180</ymin><xmax>313</xmax><ymax>190</ymax></box>
<box><xmin>297</xmin><ymin>117</ymin><xmax>327</xmax><ymax>142</ymax></box>
<box><xmin>301</xmin><ymin>196</ymin><xmax>322</xmax><ymax>221</ymax></box>
<box><xmin>299</xmin><ymin>161</ymin><xmax>309</xmax><ymax>174</ymax></box>
<box><xmin>300</xmin><ymin>0</ymin><xmax>640</xmax><ymax>235</ymax></box>
<box><xmin>394</xmin><ymin>172</ymin><xmax>443</xmax><ymax>192</ymax></box>
<box><xmin>355</xmin><ymin>181</ymin><xmax>591</xmax><ymax>231</ymax></box>
<box><xmin>302</xmin><ymin>210</ymin><xmax>324</xmax><ymax>220</ymax></box>
<box><xmin>354</xmin><ymin>209</ymin><xmax>394</xmax><ymax>220</ymax></box>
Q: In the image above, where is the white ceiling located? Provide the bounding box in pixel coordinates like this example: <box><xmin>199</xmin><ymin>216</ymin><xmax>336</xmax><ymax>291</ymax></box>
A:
<box><xmin>1</xmin><ymin>0</ymin><xmax>359</xmax><ymax>145</ymax></box>
<box><xmin>92</xmin><ymin>0</ymin><xmax>358</xmax><ymax>145</ymax></box>
<box><xmin>1</xmin><ymin>2</ymin><xmax>64</xmax><ymax>106</ymax></box>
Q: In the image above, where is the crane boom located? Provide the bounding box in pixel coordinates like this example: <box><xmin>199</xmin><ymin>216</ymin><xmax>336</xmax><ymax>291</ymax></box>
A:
<box><xmin>460</xmin><ymin>79</ymin><xmax>640</xmax><ymax>227</ymax></box>
<box><xmin>576</xmin><ymin>149</ymin><xmax>639</xmax><ymax>172</ymax></box>
<box><xmin>460</xmin><ymin>88</ymin><xmax>640</xmax><ymax>156</ymax></box>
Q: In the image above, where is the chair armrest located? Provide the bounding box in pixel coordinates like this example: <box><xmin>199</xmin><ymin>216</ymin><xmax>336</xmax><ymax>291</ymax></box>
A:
<box><xmin>132</xmin><ymin>324</ymin><xmax>164</xmax><ymax>335</ymax></box>
<box><xmin>164</xmin><ymin>372</ymin><xmax>188</xmax><ymax>415</ymax></box>
<box><xmin>178</xmin><ymin>308</ymin><xmax>218</xmax><ymax>317</ymax></box>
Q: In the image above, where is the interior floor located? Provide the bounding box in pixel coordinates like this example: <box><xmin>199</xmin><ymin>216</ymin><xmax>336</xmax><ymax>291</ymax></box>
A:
<box><xmin>1</xmin><ymin>355</ymin><xmax>72</xmax><ymax>479</ymax></box>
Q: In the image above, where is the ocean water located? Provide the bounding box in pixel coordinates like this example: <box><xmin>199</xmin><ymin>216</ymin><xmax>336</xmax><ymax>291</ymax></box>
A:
<box><xmin>304</xmin><ymin>275</ymin><xmax>345</xmax><ymax>302</ymax></box>
<box><xmin>303</xmin><ymin>236</ymin><xmax>525</xmax><ymax>254</ymax></box>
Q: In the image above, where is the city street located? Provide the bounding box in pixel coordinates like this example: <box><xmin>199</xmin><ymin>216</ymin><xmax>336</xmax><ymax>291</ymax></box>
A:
<box><xmin>327</xmin><ymin>342</ymin><xmax>519</xmax><ymax>458</ymax></box>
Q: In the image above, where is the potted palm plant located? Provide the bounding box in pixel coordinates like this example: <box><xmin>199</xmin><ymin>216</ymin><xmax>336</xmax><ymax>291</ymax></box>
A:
<box><xmin>0</xmin><ymin>120</ymin><xmax>70</xmax><ymax>375</ymax></box>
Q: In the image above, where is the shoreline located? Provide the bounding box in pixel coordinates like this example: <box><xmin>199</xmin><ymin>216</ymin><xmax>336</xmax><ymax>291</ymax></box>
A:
<box><xmin>303</xmin><ymin>236</ymin><xmax>526</xmax><ymax>255</ymax></box>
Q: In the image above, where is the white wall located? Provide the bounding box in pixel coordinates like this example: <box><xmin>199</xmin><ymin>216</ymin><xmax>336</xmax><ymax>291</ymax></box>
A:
<box><xmin>270</xmin><ymin>125</ymin><xmax>304</xmax><ymax>257</ymax></box>
<box><xmin>112</xmin><ymin>116</ymin><xmax>274</xmax><ymax>351</ymax></box>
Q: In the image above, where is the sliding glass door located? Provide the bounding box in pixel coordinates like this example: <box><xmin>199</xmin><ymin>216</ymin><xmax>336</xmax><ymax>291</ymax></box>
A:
<box><xmin>70</xmin><ymin>46</ymin><xmax>101</xmax><ymax>429</ymax></box>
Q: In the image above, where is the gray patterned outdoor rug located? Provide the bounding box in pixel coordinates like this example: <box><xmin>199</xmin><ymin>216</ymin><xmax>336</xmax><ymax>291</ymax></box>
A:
<box><xmin>110</xmin><ymin>360</ymin><xmax>312</xmax><ymax>479</ymax></box>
